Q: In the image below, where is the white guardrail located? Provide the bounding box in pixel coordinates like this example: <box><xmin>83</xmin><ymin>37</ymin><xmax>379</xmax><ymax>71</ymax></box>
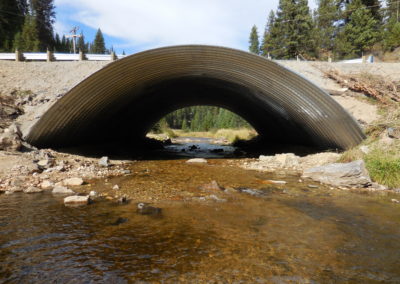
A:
<box><xmin>0</xmin><ymin>52</ymin><xmax>127</xmax><ymax>61</ymax></box>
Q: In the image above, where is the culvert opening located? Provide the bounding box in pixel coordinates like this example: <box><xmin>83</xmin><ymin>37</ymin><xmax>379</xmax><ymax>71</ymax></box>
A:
<box><xmin>26</xmin><ymin>45</ymin><xmax>365</xmax><ymax>158</ymax></box>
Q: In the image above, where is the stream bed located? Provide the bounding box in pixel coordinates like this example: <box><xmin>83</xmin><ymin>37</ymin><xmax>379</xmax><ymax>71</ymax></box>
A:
<box><xmin>1</xmin><ymin>140</ymin><xmax>400</xmax><ymax>283</ymax></box>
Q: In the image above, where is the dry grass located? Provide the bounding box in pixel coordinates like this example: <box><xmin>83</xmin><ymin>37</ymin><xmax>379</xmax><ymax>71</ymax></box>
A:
<box><xmin>172</xmin><ymin>128</ymin><xmax>258</xmax><ymax>143</ymax></box>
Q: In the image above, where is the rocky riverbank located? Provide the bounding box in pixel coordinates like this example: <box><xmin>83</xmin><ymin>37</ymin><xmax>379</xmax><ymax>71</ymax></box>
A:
<box><xmin>1</xmin><ymin>61</ymin><xmax>399</xmax><ymax>202</ymax></box>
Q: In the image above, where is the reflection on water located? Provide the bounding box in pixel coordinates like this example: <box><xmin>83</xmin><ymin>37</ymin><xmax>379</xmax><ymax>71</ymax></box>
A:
<box><xmin>1</xmin><ymin>186</ymin><xmax>400</xmax><ymax>282</ymax></box>
<box><xmin>161</xmin><ymin>137</ymin><xmax>238</xmax><ymax>158</ymax></box>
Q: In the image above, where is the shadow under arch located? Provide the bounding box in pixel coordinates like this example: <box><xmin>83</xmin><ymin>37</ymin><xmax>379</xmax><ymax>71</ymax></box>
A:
<box><xmin>26</xmin><ymin>45</ymin><xmax>365</xmax><ymax>151</ymax></box>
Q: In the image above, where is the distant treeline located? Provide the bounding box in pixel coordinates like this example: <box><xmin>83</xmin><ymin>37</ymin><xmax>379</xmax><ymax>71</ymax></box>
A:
<box><xmin>249</xmin><ymin>0</ymin><xmax>400</xmax><ymax>60</ymax></box>
<box><xmin>0</xmin><ymin>0</ymin><xmax>114</xmax><ymax>53</ymax></box>
<box><xmin>155</xmin><ymin>106</ymin><xmax>251</xmax><ymax>132</ymax></box>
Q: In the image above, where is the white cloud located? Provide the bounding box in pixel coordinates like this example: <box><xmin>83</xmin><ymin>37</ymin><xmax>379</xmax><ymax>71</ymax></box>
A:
<box><xmin>55</xmin><ymin>0</ymin><xmax>316</xmax><ymax>51</ymax></box>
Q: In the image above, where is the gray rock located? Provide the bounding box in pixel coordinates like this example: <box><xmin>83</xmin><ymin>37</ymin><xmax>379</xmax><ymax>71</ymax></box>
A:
<box><xmin>388</xmin><ymin>127</ymin><xmax>400</xmax><ymax>139</ymax></box>
<box><xmin>64</xmin><ymin>195</ymin><xmax>91</xmax><ymax>206</ymax></box>
<box><xmin>63</xmin><ymin>177</ymin><xmax>84</xmax><ymax>186</ymax></box>
<box><xmin>302</xmin><ymin>160</ymin><xmax>371</xmax><ymax>188</ymax></box>
<box><xmin>186</xmin><ymin>158</ymin><xmax>207</xmax><ymax>164</ymax></box>
<box><xmin>99</xmin><ymin>156</ymin><xmax>109</xmax><ymax>167</ymax></box>
<box><xmin>37</xmin><ymin>159</ymin><xmax>55</xmax><ymax>169</ymax></box>
<box><xmin>52</xmin><ymin>185</ymin><xmax>75</xmax><ymax>195</ymax></box>
<box><xmin>0</xmin><ymin>130</ymin><xmax>22</xmax><ymax>151</ymax></box>
<box><xmin>137</xmin><ymin>203</ymin><xmax>162</xmax><ymax>215</ymax></box>
<box><xmin>24</xmin><ymin>186</ymin><xmax>43</xmax><ymax>193</ymax></box>
<box><xmin>360</xmin><ymin>145</ymin><xmax>370</xmax><ymax>154</ymax></box>
<box><xmin>89</xmin><ymin>191</ymin><xmax>98</xmax><ymax>197</ymax></box>
<box><xmin>40</xmin><ymin>180</ymin><xmax>54</xmax><ymax>190</ymax></box>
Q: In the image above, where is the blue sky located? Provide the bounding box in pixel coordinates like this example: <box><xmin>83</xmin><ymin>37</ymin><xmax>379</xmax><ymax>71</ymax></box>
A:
<box><xmin>54</xmin><ymin>0</ymin><xmax>318</xmax><ymax>55</ymax></box>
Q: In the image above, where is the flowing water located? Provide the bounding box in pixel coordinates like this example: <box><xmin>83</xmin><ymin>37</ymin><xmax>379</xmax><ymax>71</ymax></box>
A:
<box><xmin>1</xmin><ymin>141</ymin><xmax>400</xmax><ymax>283</ymax></box>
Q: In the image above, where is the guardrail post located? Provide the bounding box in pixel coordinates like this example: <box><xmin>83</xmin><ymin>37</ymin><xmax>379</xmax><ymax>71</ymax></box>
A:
<box><xmin>79</xmin><ymin>50</ymin><xmax>85</xmax><ymax>61</ymax></box>
<box><xmin>111</xmin><ymin>51</ymin><xmax>117</xmax><ymax>61</ymax></box>
<box><xmin>15</xmin><ymin>50</ymin><xmax>24</xmax><ymax>62</ymax></box>
<box><xmin>46</xmin><ymin>49</ymin><xmax>53</xmax><ymax>62</ymax></box>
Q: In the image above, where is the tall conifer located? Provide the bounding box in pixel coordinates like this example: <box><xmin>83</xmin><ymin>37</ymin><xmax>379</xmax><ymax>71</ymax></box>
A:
<box><xmin>249</xmin><ymin>25</ymin><xmax>260</xmax><ymax>54</ymax></box>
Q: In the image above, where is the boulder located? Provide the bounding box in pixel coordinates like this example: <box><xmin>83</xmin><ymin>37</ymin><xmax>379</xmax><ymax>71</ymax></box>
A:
<box><xmin>186</xmin><ymin>158</ymin><xmax>207</xmax><ymax>164</ymax></box>
<box><xmin>113</xmin><ymin>184</ymin><xmax>120</xmax><ymax>190</ymax></box>
<box><xmin>37</xmin><ymin>159</ymin><xmax>55</xmax><ymax>170</ymax></box>
<box><xmin>63</xmin><ymin>177</ymin><xmax>84</xmax><ymax>186</ymax></box>
<box><xmin>0</xmin><ymin>126</ymin><xmax>22</xmax><ymax>152</ymax></box>
<box><xmin>64</xmin><ymin>195</ymin><xmax>91</xmax><ymax>206</ymax></box>
<box><xmin>302</xmin><ymin>160</ymin><xmax>371</xmax><ymax>188</ymax></box>
<box><xmin>52</xmin><ymin>185</ymin><xmax>75</xmax><ymax>195</ymax></box>
<box><xmin>388</xmin><ymin>127</ymin><xmax>400</xmax><ymax>139</ymax></box>
<box><xmin>23</xmin><ymin>186</ymin><xmax>43</xmax><ymax>193</ymax></box>
<box><xmin>40</xmin><ymin>180</ymin><xmax>54</xmax><ymax>190</ymax></box>
<box><xmin>99</xmin><ymin>156</ymin><xmax>109</xmax><ymax>167</ymax></box>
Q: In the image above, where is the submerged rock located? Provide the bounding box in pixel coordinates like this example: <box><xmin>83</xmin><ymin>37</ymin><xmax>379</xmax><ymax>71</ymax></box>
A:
<box><xmin>136</xmin><ymin>203</ymin><xmax>162</xmax><ymax>215</ymax></box>
<box><xmin>199</xmin><ymin>180</ymin><xmax>224</xmax><ymax>191</ymax></box>
<box><xmin>302</xmin><ymin>160</ymin><xmax>371</xmax><ymax>188</ymax></box>
<box><xmin>186</xmin><ymin>158</ymin><xmax>207</xmax><ymax>164</ymax></box>
<box><xmin>64</xmin><ymin>195</ymin><xmax>91</xmax><ymax>206</ymax></box>
<box><xmin>52</xmin><ymin>185</ymin><xmax>75</xmax><ymax>195</ymax></box>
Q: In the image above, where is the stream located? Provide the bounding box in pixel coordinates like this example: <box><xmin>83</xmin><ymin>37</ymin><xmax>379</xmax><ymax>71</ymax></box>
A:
<box><xmin>1</xmin><ymin>139</ymin><xmax>400</xmax><ymax>283</ymax></box>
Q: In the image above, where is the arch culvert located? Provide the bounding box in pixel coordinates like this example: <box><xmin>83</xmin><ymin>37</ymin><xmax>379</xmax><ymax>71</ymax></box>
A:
<box><xmin>26</xmin><ymin>45</ymin><xmax>365</xmax><ymax>151</ymax></box>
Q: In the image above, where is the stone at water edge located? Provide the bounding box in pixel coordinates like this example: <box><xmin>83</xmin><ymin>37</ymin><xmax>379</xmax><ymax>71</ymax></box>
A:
<box><xmin>113</xmin><ymin>185</ymin><xmax>120</xmax><ymax>190</ymax></box>
<box><xmin>99</xmin><ymin>156</ymin><xmax>109</xmax><ymax>167</ymax></box>
<box><xmin>89</xmin><ymin>191</ymin><xmax>98</xmax><ymax>197</ymax></box>
<box><xmin>40</xmin><ymin>180</ymin><xmax>54</xmax><ymax>190</ymax></box>
<box><xmin>302</xmin><ymin>160</ymin><xmax>371</xmax><ymax>188</ymax></box>
<box><xmin>23</xmin><ymin>186</ymin><xmax>43</xmax><ymax>193</ymax></box>
<box><xmin>64</xmin><ymin>195</ymin><xmax>91</xmax><ymax>206</ymax></box>
<box><xmin>63</xmin><ymin>177</ymin><xmax>84</xmax><ymax>186</ymax></box>
<box><xmin>186</xmin><ymin>158</ymin><xmax>207</xmax><ymax>164</ymax></box>
<box><xmin>52</xmin><ymin>185</ymin><xmax>75</xmax><ymax>195</ymax></box>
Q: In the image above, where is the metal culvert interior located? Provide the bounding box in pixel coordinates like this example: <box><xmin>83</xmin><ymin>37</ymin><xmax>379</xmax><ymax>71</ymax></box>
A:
<box><xmin>26</xmin><ymin>45</ymin><xmax>365</xmax><ymax>151</ymax></box>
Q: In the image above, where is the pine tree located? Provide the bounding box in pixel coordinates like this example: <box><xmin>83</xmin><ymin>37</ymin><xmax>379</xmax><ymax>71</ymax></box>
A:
<box><xmin>77</xmin><ymin>33</ymin><xmax>87</xmax><ymax>53</ymax></box>
<box><xmin>261</xmin><ymin>10</ymin><xmax>277</xmax><ymax>57</ymax></box>
<box><xmin>92</xmin><ymin>28</ymin><xmax>106</xmax><ymax>54</ymax></box>
<box><xmin>30</xmin><ymin>0</ymin><xmax>55</xmax><ymax>51</ymax></box>
<box><xmin>314</xmin><ymin>0</ymin><xmax>338</xmax><ymax>58</ymax></box>
<box><xmin>335</xmin><ymin>0</ymin><xmax>379</xmax><ymax>58</ymax></box>
<box><xmin>0</xmin><ymin>0</ymin><xmax>26</xmax><ymax>51</ymax></box>
<box><xmin>249</xmin><ymin>25</ymin><xmax>260</xmax><ymax>54</ymax></box>
<box><xmin>383</xmin><ymin>0</ymin><xmax>400</xmax><ymax>50</ymax></box>
<box><xmin>13</xmin><ymin>15</ymin><xmax>40</xmax><ymax>51</ymax></box>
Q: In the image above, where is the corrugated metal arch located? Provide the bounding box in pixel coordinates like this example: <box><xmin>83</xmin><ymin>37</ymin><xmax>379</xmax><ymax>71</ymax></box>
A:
<box><xmin>26</xmin><ymin>45</ymin><xmax>365</xmax><ymax>150</ymax></box>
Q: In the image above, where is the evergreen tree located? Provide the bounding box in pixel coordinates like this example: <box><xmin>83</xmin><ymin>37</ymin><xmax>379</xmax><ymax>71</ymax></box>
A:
<box><xmin>30</xmin><ymin>0</ymin><xmax>55</xmax><ymax>51</ymax></box>
<box><xmin>314</xmin><ymin>0</ymin><xmax>339</xmax><ymax>58</ymax></box>
<box><xmin>92</xmin><ymin>28</ymin><xmax>106</xmax><ymax>54</ymax></box>
<box><xmin>386</xmin><ymin>0</ymin><xmax>399</xmax><ymax>22</ymax></box>
<box><xmin>13</xmin><ymin>15</ymin><xmax>40</xmax><ymax>51</ymax></box>
<box><xmin>0</xmin><ymin>0</ymin><xmax>27</xmax><ymax>51</ymax></box>
<box><xmin>261</xmin><ymin>10</ymin><xmax>277</xmax><ymax>57</ymax></box>
<box><xmin>249</xmin><ymin>25</ymin><xmax>260</xmax><ymax>54</ymax></box>
<box><xmin>383</xmin><ymin>0</ymin><xmax>400</xmax><ymax>50</ymax></box>
<box><xmin>383</xmin><ymin>21</ymin><xmax>400</xmax><ymax>50</ymax></box>
<box><xmin>77</xmin><ymin>33</ymin><xmax>87</xmax><ymax>53</ymax></box>
<box><xmin>335</xmin><ymin>0</ymin><xmax>379</xmax><ymax>58</ymax></box>
<box><xmin>269</xmin><ymin>0</ymin><xmax>315</xmax><ymax>59</ymax></box>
